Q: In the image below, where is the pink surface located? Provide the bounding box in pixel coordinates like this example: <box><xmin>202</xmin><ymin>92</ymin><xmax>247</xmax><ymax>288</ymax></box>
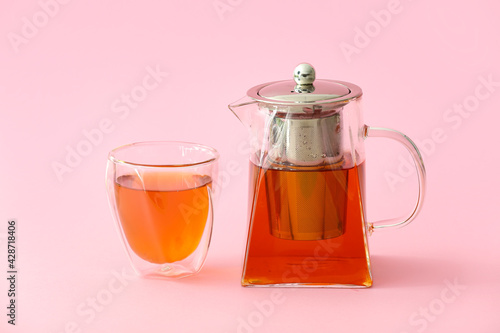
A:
<box><xmin>1</xmin><ymin>0</ymin><xmax>499</xmax><ymax>332</ymax></box>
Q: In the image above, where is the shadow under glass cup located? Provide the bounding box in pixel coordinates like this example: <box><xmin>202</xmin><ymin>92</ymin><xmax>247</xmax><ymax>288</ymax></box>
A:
<box><xmin>105</xmin><ymin>141</ymin><xmax>219</xmax><ymax>279</ymax></box>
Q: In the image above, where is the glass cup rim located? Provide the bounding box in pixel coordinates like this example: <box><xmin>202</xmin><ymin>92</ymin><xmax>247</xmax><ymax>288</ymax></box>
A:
<box><xmin>108</xmin><ymin>141</ymin><xmax>220</xmax><ymax>168</ymax></box>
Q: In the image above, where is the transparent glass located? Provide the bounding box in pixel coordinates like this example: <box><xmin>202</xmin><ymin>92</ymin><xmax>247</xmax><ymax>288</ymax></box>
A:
<box><xmin>105</xmin><ymin>141</ymin><xmax>219</xmax><ymax>279</ymax></box>
<box><xmin>230</xmin><ymin>95</ymin><xmax>425</xmax><ymax>288</ymax></box>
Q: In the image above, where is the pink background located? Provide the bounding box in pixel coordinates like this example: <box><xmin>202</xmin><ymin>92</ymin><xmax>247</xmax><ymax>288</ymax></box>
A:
<box><xmin>1</xmin><ymin>0</ymin><xmax>499</xmax><ymax>332</ymax></box>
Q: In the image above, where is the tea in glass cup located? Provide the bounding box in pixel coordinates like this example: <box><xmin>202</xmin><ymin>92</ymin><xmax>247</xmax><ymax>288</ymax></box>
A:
<box><xmin>106</xmin><ymin>142</ymin><xmax>219</xmax><ymax>278</ymax></box>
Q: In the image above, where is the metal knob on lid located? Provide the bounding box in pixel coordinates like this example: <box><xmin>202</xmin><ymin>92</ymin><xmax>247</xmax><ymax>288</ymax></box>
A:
<box><xmin>246</xmin><ymin>62</ymin><xmax>360</xmax><ymax>106</ymax></box>
<box><xmin>293</xmin><ymin>63</ymin><xmax>316</xmax><ymax>93</ymax></box>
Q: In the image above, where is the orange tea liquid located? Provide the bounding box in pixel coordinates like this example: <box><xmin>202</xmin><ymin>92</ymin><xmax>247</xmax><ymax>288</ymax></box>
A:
<box><xmin>114</xmin><ymin>173</ymin><xmax>211</xmax><ymax>264</ymax></box>
<box><xmin>242</xmin><ymin>161</ymin><xmax>372</xmax><ymax>287</ymax></box>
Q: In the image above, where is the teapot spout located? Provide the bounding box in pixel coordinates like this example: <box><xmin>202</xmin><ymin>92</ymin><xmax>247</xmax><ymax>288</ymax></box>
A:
<box><xmin>228</xmin><ymin>96</ymin><xmax>258</xmax><ymax>129</ymax></box>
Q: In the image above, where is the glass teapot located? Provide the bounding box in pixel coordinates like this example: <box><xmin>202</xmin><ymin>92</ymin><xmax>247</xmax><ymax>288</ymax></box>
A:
<box><xmin>229</xmin><ymin>63</ymin><xmax>426</xmax><ymax>287</ymax></box>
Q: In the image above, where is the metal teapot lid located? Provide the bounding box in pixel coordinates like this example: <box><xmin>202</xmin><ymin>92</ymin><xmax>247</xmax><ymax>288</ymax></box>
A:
<box><xmin>247</xmin><ymin>63</ymin><xmax>362</xmax><ymax>106</ymax></box>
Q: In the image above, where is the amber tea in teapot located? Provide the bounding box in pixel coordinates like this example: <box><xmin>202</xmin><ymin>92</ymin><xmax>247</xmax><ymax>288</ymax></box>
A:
<box><xmin>230</xmin><ymin>63</ymin><xmax>426</xmax><ymax>287</ymax></box>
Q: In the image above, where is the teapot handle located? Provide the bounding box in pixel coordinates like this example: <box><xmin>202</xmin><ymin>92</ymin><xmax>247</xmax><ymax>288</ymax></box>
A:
<box><xmin>364</xmin><ymin>125</ymin><xmax>426</xmax><ymax>233</ymax></box>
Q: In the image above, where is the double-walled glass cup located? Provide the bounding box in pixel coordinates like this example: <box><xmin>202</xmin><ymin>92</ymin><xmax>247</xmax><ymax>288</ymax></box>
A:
<box><xmin>106</xmin><ymin>141</ymin><xmax>219</xmax><ymax>279</ymax></box>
